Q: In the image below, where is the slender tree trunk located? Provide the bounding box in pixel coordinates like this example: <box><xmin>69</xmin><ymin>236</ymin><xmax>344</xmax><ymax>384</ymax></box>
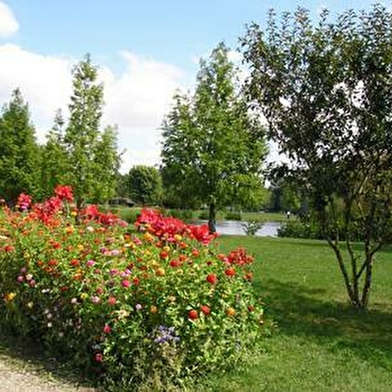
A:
<box><xmin>208</xmin><ymin>202</ymin><xmax>216</xmax><ymax>234</ymax></box>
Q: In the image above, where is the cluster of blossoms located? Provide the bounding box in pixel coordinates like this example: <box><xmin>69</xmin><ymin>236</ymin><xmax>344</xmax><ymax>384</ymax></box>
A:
<box><xmin>152</xmin><ymin>325</ymin><xmax>180</xmax><ymax>344</ymax></box>
<box><xmin>136</xmin><ymin>208</ymin><xmax>216</xmax><ymax>245</ymax></box>
<box><xmin>0</xmin><ymin>186</ymin><xmax>264</xmax><ymax>386</ymax></box>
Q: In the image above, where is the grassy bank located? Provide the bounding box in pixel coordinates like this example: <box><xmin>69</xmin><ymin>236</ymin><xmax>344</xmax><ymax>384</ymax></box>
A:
<box><xmin>199</xmin><ymin>236</ymin><xmax>392</xmax><ymax>391</ymax></box>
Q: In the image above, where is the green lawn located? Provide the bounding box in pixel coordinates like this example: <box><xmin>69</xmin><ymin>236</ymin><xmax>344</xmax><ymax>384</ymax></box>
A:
<box><xmin>199</xmin><ymin>236</ymin><xmax>392</xmax><ymax>391</ymax></box>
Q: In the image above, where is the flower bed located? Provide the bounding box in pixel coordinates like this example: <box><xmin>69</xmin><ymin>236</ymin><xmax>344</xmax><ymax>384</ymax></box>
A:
<box><xmin>0</xmin><ymin>187</ymin><xmax>264</xmax><ymax>389</ymax></box>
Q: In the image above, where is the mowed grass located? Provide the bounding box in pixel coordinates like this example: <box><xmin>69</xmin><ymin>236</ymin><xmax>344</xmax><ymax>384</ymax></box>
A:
<box><xmin>198</xmin><ymin>236</ymin><xmax>392</xmax><ymax>392</ymax></box>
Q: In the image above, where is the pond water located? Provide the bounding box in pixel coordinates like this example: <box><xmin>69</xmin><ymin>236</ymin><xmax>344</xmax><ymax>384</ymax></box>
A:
<box><xmin>196</xmin><ymin>220</ymin><xmax>281</xmax><ymax>237</ymax></box>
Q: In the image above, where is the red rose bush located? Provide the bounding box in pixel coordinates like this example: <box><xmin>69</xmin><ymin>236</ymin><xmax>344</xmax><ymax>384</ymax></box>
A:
<box><xmin>0</xmin><ymin>187</ymin><xmax>264</xmax><ymax>389</ymax></box>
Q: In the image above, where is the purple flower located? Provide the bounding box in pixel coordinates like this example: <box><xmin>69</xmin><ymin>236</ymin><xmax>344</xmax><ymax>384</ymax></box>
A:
<box><xmin>110</xmin><ymin>268</ymin><xmax>119</xmax><ymax>276</ymax></box>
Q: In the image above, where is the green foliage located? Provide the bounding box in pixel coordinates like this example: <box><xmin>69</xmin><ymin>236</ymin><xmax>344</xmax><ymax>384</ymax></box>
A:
<box><xmin>63</xmin><ymin>55</ymin><xmax>121</xmax><ymax>207</ymax></box>
<box><xmin>225</xmin><ymin>211</ymin><xmax>242</xmax><ymax>221</ymax></box>
<box><xmin>278</xmin><ymin>220</ymin><xmax>323</xmax><ymax>240</ymax></box>
<box><xmin>165</xmin><ymin>209</ymin><xmax>195</xmax><ymax>221</ymax></box>
<box><xmin>242</xmin><ymin>5</ymin><xmax>392</xmax><ymax>308</ymax></box>
<box><xmin>241</xmin><ymin>220</ymin><xmax>264</xmax><ymax>236</ymax></box>
<box><xmin>127</xmin><ymin>165</ymin><xmax>162</xmax><ymax>206</ymax></box>
<box><xmin>0</xmin><ymin>89</ymin><xmax>41</xmax><ymax>201</ymax></box>
<box><xmin>40</xmin><ymin>110</ymin><xmax>69</xmax><ymax>199</ymax></box>
<box><xmin>161</xmin><ymin>43</ymin><xmax>268</xmax><ymax>229</ymax></box>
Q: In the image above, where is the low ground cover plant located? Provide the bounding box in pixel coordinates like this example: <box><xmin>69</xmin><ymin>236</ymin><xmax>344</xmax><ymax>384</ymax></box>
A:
<box><xmin>0</xmin><ymin>186</ymin><xmax>264</xmax><ymax>390</ymax></box>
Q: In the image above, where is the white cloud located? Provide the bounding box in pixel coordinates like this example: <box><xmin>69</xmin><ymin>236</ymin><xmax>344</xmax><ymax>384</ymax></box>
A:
<box><xmin>0</xmin><ymin>45</ymin><xmax>185</xmax><ymax>172</ymax></box>
<box><xmin>0</xmin><ymin>2</ymin><xmax>19</xmax><ymax>38</ymax></box>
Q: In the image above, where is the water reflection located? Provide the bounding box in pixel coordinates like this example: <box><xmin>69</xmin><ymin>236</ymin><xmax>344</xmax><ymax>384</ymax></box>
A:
<box><xmin>196</xmin><ymin>220</ymin><xmax>281</xmax><ymax>237</ymax></box>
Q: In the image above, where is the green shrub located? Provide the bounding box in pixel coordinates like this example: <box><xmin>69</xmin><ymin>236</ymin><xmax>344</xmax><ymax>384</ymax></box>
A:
<box><xmin>225</xmin><ymin>211</ymin><xmax>242</xmax><ymax>221</ymax></box>
<box><xmin>241</xmin><ymin>220</ymin><xmax>264</xmax><ymax>236</ymax></box>
<box><xmin>166</xmin><ymin>209</ymin><xmax>194</xmax><ymax>221</ymax></box>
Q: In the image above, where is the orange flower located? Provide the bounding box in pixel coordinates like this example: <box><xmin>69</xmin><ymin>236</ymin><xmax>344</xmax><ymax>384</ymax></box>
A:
<box><xmin>226</xmin><ymin>307</ymin><xmax>236</xmax><ymax>317</ymax></box>
<box><xmin>156</xmin><ymin>268</ymin><xmax>165</xmax><ymax>277</ymax></box>
<box><xmin>150</xmin><ymin>305</ymin><xmax>158</xmax><ymax>314</ymax></box>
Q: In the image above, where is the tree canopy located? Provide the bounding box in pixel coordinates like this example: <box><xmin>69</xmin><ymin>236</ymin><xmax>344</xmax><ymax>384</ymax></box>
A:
<box><xmin>242</xmin><ymin>4</ymin><xmax>392</xmax><ymax>308</ymax></box>
<box><xmin>161</xmin><ymin>43</ymin><xmax>268</xmax><ymax>231</ymax></box>
<box><xmin>127</xmin><ymin>165</ymin><xmax>162</xmax><ymax>206</ymax></box>
<box><xmin>0</xmin><ymin>89</ymin><xmax>40</xmax><ymax>202</ymax></box>
<box><xmin>63</xmin><ymin>55</ymin><xmax>121</xmax><ymax>208</ymax></box>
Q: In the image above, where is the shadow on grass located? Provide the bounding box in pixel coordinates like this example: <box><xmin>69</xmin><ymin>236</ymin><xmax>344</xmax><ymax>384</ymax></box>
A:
<box><xmin>257</xmin><ymin>278</ymin><xmax>392</xmax><ymax>368</ymax></box>
<box><xmin>0</xmin><ymin>332</ymin><xmax>96</xmax><ymax>390</ymax></box>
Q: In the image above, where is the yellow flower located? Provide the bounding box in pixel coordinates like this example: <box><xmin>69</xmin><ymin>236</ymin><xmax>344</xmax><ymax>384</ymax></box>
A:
<box><xmin>163</xmin><ymin>245</ymin><xmax>170</xmax><ymax>253</ymax></box>
<box><xmin>156</xmin><ymin>268</ymin><xmax>165</xmax><ymax>277</ymax></box>
<box><xmin>174</xmin><ymin>234</ymin><xmax>182</xmax><ymax>241</ymax></box>
<box><xmin>5</xmin><ymin>292</ymin><xmax>16</xmax><ymax>302</ymax></box>
<box><xmin>80</xmin><ymin>293</ymin><xmax>88</xmax><ymax>300</ymax></box>
<box><xmin>27</xmin><ymin>302</ymin><xmax>34</xmax><ymax>309</ymax></box>
<box><xmin>150</xmin><ymin>260</ymin><xmax>159</xmax><ymax>269</ymax></box>
<box><xmin>70</xmin><ymin>211</ymin><xmax>77</xmax><ymax>217</ymax></box>
<box><xmin>77</xmin><ymin>244</ymin><xmax>84</xmax><ymax>251</ymax></box>
<box><xmin>150</xmin><ymin>305</ymin><xmax>158</xmax><ymax>314</ymax></box>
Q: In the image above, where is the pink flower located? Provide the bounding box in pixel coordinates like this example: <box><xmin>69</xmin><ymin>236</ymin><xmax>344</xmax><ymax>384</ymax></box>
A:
<box><xmin>103</xmin><ymin>324</ymin><xmax>111</xmax><ymax>334</ymax></box>
<box><xmin>107</xmin><ymin>296</ymin><xmax>117</xmax><ymax>306</ymax></box>
<box><xmin>86</xmin><ymin>259</ymin><xmax>95</xmax><ymax>267</ymax></box>
<box><xmin>54</xmin><ymin>185</ymin><xmax>73</xmax><ymax>202</ymax></box>
<box><xmin>121</xmin><ymin>280</ymin><xmax>130</xmax><ymax>288</ymax></box>
<box><xmin>94</xmin><ymin>353</ymin><xmax>103</xmax><ymax>362</ymax></box>
<box><xmin>91</xmin><ymin>296</ymin><xmax>101</xmax><ymax>304</ymax></box>
<box><xmin>17</xmin><ymin>275</ymin><xmax>24</xmax><ymax>283</ymax></box>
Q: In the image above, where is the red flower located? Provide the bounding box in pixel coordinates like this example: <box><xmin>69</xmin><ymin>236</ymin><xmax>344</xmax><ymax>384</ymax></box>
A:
<box><xmin>132</xmin><ymin>277</ymin><xmax>140</xmax><ymax>286</ymax></box>
<box><xmin>54</xmin><ymin>185</ymin><xmax>73</xmax><ymax>202</ymax></box>
<box><xmin>170</xmin><ymin>259</ymin><xmax>180</xmax><ymax>268</ymax></box>
<box><xmin>16</xmin><ymin>193</ymin><xmax>32</xmax><ymax>211</ymax></box>
<box><xmin>206</xmin><ymin>273</ymin><xmax>218</xmax><ymax>285</ymax></box>
<box><xmin>200</xmin><ymin>305</ymin><xmax>211</xmax><ymax>315</ymax></box>
<box><xmin>4</xmin><ymin>245</ymin><xmax>15</xmax><ymax>252</ymax></box>
<box><xmin>159</xmin><ymin>251</ymin><xmax>168</xmax><ymax>259</ymax></box>
<box><xmin>107</xmin><ymin>296</ymin><xmax>117</xmax><ymax>305</ymax></box>
<box><xmin>103</xmin><ymin>324</ymin><xmax>111</xmax><ymax>334</ymax></box>
<box><xmin>70</xmin><ymin>259</ymin><xmax>79</xmax><ymax>267</ymax></box>
<box><xmin>94</xmin><ymin>353</ymin><xmax>103</xmax><ymax>362</ymax></box>
<box><xmin>225</xmin><ymin>268</ymin><xmax>236</xmax><ymax>277</ymax></box>
<box><xmin>188</xmin><ymin>309</ymin><xmax>198</xmax><ymax>320</ymax></box>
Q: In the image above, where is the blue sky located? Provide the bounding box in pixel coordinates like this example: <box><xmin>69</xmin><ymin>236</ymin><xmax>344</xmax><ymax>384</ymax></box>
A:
<box><xmin>0</xmin><ymin>0</ymin><xmax>382</xmax><ymax>171</ymax></box>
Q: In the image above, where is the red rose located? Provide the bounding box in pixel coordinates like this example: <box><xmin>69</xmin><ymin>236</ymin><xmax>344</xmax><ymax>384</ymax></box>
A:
<box><xmin>206</xmin><ymin>273</ymin><xmax>218</xmax><ymax>285</ymax></box>
<box><xmin>200</xmin><ymin>305</ymin><xmax>211</xmax><ymax>315</ymax></box>
<box><xmin>188</xmin><ymin>309</ymin><xmax>199</xmax><ymax>320</ymax></box>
